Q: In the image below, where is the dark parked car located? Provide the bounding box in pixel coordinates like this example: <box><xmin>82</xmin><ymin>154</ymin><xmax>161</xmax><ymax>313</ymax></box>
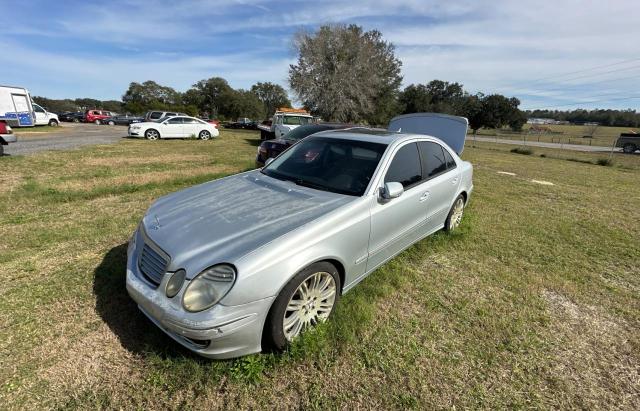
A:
<box><xmin>616</xmin><ymin>133</ymin><xmax>640</xmax><ymax>153</ymax></box>
<box><xmin>224</xmin><ymin>118</ymin><xmax>257</xmax><ymax>130</ymax></box>
<box><xmin>59</xmin><ymin>112</ymin><xmax>84</xmax><ymax>122</ymax></box>
<box><xmin>256</xmin><ymin>123</ymin><xmax>357</xmax><ymax>167</ymax></box>
<box><xmin>101</xmin><ymin>114</ymin><xmax>144</xmax><ymax>126</ymax></box>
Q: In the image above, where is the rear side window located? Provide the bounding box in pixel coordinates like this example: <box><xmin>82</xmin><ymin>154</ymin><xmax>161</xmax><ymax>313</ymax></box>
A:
<box><xmin>443</xmin><ymin>148</ymin><xmax>456</xmax><ymax>170</ymax></box>
<box><xmin>418</xmin><ymin>141</ymin><xmax>448</xmax><ymax>178</ymax></box>
<box><xmin>384</xmin><ymin>143</ymin><xmax>422</xmax><ymax>188</ymax></box>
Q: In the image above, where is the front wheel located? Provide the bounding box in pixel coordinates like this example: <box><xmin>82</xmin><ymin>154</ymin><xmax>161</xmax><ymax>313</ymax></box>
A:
<box><xmin>48</xmin><ymin>119</ymin><xmax>59</xmax><ymax>127</ymax></box>
<box><xmin>264</xmin><ymin>262</ymin><xmax>340</xmax><ymax>351</ymax></box>
<box><xmin>108</xmin><ymin>120</ymin><xmax>115</xmax><ymax>126</ymax></box>
<box><xmin>623</xmin><ymin>143</ymin><xmax>636</xmax><ymax>154</ymax></box>
<box><xmin>445</xmin><ymin>194</ymin><xmax>465</xmax><ymax>232</ymax></box>
<box><xmin>199</xmin><ymin>130</ymin><xmax>211</xmax><ymax>140</ymax></box>
<box><xmin>145</xmin><ymin>129</ymin><xmax>160</xmax><ymax>140</ymax></box>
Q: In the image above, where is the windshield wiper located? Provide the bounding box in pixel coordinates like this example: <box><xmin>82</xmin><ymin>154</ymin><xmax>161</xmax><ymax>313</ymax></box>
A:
<box><xmin>293</xmin><ymin>178</ymin><xmax>329</xmax><ymax>192</ymax></box>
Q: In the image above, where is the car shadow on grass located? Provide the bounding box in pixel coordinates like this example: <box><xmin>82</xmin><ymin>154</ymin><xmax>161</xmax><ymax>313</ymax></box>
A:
<box><xmin>244</xmin><ymin>138</ymin><xmax>262</xmax><ymax>147</ymax></box>
<box><xmin>93</xmin><ymin>243</ymin><xmax>208</xmax><ymax>362</ymax></box>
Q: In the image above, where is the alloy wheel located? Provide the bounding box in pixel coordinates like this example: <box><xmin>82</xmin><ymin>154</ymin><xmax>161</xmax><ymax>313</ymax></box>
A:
<box><xmin>283</xmin><ymin>271</ymin><xmax>336</xmax><ymax>341</ymax></box>
<box><xmin>449</xmin><ymin>197</ymin><xmax>464</xmax><ymax>230</ymax></box>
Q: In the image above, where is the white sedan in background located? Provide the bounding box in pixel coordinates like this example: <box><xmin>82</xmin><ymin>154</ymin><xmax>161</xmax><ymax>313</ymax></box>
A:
<box><xmin>128</xmin><ymin>116</ymin><xmax>219</xmax><ymax>140</ymax></box>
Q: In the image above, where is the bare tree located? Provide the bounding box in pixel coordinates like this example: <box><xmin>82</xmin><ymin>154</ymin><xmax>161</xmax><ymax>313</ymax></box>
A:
<box><xmin>584</xmin><ymin>123</ymin><xmax>599</xmax><ymax>138</ymax></box>
<box><xmin>288</xmin><ymin>24</ymin><xmax>402</xmax><ymax>123</ymax></box>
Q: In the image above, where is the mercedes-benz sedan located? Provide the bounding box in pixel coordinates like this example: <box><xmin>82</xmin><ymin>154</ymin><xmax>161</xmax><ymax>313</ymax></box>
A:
<box><xmin>126</xmin><ymin>113</ymin><xmax>473</xmax><ymax>359</ymax></box>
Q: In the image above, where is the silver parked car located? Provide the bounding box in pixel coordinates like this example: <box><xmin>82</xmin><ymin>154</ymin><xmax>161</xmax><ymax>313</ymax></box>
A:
<box><xmin>126</xmin><ymin>113</ymin><xmax>473</xmax><ymax>359</ymax></box>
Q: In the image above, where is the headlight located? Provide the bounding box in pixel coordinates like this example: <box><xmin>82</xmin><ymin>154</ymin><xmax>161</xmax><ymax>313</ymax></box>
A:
<box><xmin>166</xmin><ymin>269</ymin><xmax>186</xmax><ymax>298</ymax></box>
<box><xmin>130</xmin><ymin>125</ymin><xmax>141</xmax><ymax>130</ymax></box>
<box><xmin>182</xmin><ymin>264</ymin><xmax>236</xmax><ymax>312</ymax></box>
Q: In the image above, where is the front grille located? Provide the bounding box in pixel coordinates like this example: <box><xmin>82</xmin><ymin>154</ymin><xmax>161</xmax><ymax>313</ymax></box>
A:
<box><xmin>139</xmin><ymin>243</ymin><xmax>169</xmax><ymax>286</ymax></box>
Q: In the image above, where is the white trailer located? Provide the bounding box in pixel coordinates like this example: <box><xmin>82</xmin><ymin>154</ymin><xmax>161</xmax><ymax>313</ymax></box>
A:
<box><xmin>0</xmin><ymin>85</ymin><xmax>35</xmax><ymax>127</ymax></box>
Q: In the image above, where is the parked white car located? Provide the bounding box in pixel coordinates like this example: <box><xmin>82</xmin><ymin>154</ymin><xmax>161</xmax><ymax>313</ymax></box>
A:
<box><xmin>32</xmin><ymin>103</ymin><xmax>59</xmax><ymax>126</ymax></box>
<box><xmin>128</xmin><ymin>115</ymin><xmax>219</xmax><ymax>140</ymax></box>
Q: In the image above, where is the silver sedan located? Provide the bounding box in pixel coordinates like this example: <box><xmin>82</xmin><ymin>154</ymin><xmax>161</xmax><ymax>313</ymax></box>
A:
<box><xmin>126</xmin><ymin>114</ymin><xmax>473</xmax><ymax>359</ymax></box>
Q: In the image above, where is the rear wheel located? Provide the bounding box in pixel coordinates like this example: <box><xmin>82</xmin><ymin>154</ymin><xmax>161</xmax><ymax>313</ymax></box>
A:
<box><xmin>264</xmin><ymin>261</ymin><xmax>340</xmax><ymax>351</ymax></box>
<box><xmin>108</xmin><ymin>120</ymin><xmax>115</xmax><ymax>126</ymax></box>
<box><xmin>199</xmin><ymin>130</ymin><xmax>211</xmax><ymax>140</ymax></box>
<box><xmin>145</xmin><ymin>129</ymin><xmax>160</xmax><ymax>140</ymax></box>
<box><xmin>623</xmin><ymin>143</ymin><xmax>636</xmax><ymax>154</ymax></box>
<box><xmin>73</xmin><ymin>118</ymin><xmax>80</xmax><ymax>123</ymax></box>
<box><xmin>48</xmin><ymin>119</ymin><xmax>58</xmax><ymax>127</ymax></box>
<box><xmin>94</xmin><ymin>119</ymin><xmax>101</xmax><ymax>125</ymax></box>
<box><xmin>445</xmin><ymin>195</ymin><xmax>465</xmax><ymax>232</ymax></box>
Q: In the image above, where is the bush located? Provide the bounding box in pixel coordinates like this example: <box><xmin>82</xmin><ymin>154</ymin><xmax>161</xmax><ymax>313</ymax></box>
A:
<box><xmin>596</xmin><ymin>158</ymin><xmax>613</xmax><ymax>167</ymax></box>
<box><xmin>511</xmin><ymin>147</ymin><xmax>533</xmax><ymax>155</ymax></box>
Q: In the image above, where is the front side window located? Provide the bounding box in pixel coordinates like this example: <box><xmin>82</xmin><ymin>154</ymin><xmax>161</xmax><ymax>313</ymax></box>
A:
<box><xmin>418</xmin><ymin>141</ymin><xmax>448</xmax><ymax>178</ymax></box>
<box><xmin>384</xmin><ymin>143</ymin><xmax>422</xmax><ymax>188</ymax></box>
<box><xmin>33</xmin><ymin>104</ymin><xmax>45</xmax><ymax>113</ymax></box>
<box><xmin>262</xmin><ymin>136</ymin><xmax>387</xmax><ymax>196</ymax></box>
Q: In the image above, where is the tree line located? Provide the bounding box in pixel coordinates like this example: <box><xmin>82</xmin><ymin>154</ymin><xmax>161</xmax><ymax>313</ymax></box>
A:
<box><xmin>525</xmin><ymin>109</ymin><xmax>640</xmax><ymax>128</ymax></box>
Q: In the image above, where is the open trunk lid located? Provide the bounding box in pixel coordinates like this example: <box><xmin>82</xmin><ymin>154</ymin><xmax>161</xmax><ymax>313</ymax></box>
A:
<box><xmin>388</xmin><ymin>113</ymin><xmax>468</xmax><ymax>155</ymax></box>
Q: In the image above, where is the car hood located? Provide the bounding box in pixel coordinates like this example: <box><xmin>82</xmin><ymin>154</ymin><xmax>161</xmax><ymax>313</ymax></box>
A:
<box><xmin>142</xmin><ymin>170</ymin><xmax>353</xmax><ymax>277</ymax></box>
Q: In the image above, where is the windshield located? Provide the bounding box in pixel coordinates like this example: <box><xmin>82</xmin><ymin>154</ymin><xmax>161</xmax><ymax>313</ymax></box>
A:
<box><xmin>282</xmin><ymin>116</ymin><xmax>312</xmax><ymax>126</ymax></box>
<box><xmin>261</xmin><ymin>136</ymin><xmax>387</xmax><ymax>196</ymax></box>
<box><xmin>283</xmin><ymin>125</ymin><xmax>336</xmax><ymax>141</ymax></box>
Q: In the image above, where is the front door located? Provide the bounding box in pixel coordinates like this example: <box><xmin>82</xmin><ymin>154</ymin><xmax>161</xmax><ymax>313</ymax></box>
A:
<box><xmin>367</xmin><ymin>142</ymin><xmax>427</xmax><ymax>271</ymax></box>
<box><xmin>33</xmin><ymin>104</ymin><xmax>47</xmax><ymax>125</ymax></box>
<box><xmin>163</xmin><ymin>117</ymin><xmax>184</xmax><ymax>138</ymax></box>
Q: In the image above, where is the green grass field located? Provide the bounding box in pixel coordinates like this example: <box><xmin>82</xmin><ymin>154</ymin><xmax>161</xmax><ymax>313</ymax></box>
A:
<box><xmin>475</xmin><ymin>124</ymin><xmax>638</xmax><ymax>147</ymax></box>
<box><xmin>1</xmin><ymin>130</ymin><xmax>638</xmax><ymax>409</ymax></box>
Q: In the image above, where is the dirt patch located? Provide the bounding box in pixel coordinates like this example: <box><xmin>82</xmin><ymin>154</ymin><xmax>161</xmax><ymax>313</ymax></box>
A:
<box><xmin>542</xmin><ymin>290</ymin><xmax>640</xmax><ymax>409</ymax></box>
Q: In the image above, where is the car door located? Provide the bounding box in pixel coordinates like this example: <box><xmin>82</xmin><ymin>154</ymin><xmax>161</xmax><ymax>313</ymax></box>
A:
<box><xmin>162</xmin><ymin>117</ymin><xmax>184</xmax><ymax>138</ymax></box>
<box><xmin>182</xmin><ymin>117</ymin><xmax>201</xmax><ymax>137</ymax></box>
<box><xmin>367</xmin><ymin>142</ymin><xmax>427</xmax><ymax>272</ymax></box>
<box><xmin>417</xmin><ymin>141</ymin><xmax>461</xmax><ymax>232</ymax></box>
<box><xmin>32</xmin><ymin>104</ymin><xmax>47</xmax><ymax>125</ymax></box>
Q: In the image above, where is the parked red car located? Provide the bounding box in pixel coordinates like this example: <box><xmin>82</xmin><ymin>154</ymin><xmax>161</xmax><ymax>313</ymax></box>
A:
<box><xmin>84</xmin><ymin>110</ymin><xmax>115</xmax><ymax>124</ymax></box>
<box><xmin>0</xmin><ymin>120</ymin><xmax>17</xmax><ymax>156</ymax></box>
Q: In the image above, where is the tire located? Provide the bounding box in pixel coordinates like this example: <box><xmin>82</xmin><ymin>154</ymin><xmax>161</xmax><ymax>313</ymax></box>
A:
<box><xmin>48</xmin><ymin>119</ymin><xmax>59</xmax><ymax>127</ymax></box>
<box><xmin>263</xmin><ymin>261</ymin><xmax>341</xmax><ymax>351</ymax></box>
<box><xmin>145</xmin><ymin>129</ymin><xmax>160</xmax><ymax>140</ymax></box>
<box><xmin>199</xmin><ymin>130</ymin><xmax>211</xmax><ymax>140</ymax></box>
<box><xmin>73</xmin><ymin>118</ymin><xmax>80</xmax><ymax>123</ymax></box>
<box><xmin>94</xmin><ymin>119</ymin><xmax>101</xmax><ymax>125</ymax></box>
<box><xmin>108</xmin><ymin>120</ymin><xmax>115</xmax><ymax>126</ymax></box>
<box><xmin>623</xmin><ymin>143</ymin><xmax>636</xmax><ymax>154</ymax></box>
<box><xmin>0</xmin><ymin>144</ymin><xmax>4</xmax><ymax>157</ymax></box>
<box><xmin>444</xmin><ymin>194</ymin><xmax>465</xmax><ymax>232</ymax></box>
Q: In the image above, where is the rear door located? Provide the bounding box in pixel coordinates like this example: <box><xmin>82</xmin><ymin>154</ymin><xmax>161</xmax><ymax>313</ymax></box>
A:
<box><xmin>388</xmin><ymin>113</ymin><xmax>468</xmax><ymax>155</ymax></box>
<box><xmin>11</xmin><ymin>94</ymin><xmax>34</xmax><ymax>126</ymax></box>
<box><xmin>417</xmin><ymin>141</ymin><xmax>461</xmax><ymax>232</ymax></box>
<box><xmin>182</xmin><ymin>117</ymin><xmax>202</xmax><ymax>136</ymax></box>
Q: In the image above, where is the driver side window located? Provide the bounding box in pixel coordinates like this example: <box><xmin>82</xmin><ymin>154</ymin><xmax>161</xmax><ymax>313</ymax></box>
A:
<box><xmin>384</xmin><ymin>143</ymin><xmax>422</xmax><ymax>189</ymax></box>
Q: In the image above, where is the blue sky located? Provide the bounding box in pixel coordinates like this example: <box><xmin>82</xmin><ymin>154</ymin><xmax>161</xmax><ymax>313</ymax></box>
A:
<box><xmin>1</xmin><ymin>0</ymin><xmax>639</xmax><ymax>110</ymax></box>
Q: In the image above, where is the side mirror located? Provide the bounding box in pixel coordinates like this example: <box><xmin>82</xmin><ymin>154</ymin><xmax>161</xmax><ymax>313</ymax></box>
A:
<box><xmin>264</xmin><ymin>158</ymin><xmax>274</xmax><ymax>167</ymax></box>
<box><xmin>380</xmin><ymin>182</ymin><xmax>404</xmax><ymax>200</ymax></box>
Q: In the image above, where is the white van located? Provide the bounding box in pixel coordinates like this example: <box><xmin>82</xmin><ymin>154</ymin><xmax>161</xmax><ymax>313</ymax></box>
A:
<box><xmin>0</xmin><ymin>85</ymin><xmax>35</xmax><ymax>127</ymax></box>
<box><xmin>0</xmin><ymin>85</ymin><xmax>59</xmax><ymax>127</ymax></box>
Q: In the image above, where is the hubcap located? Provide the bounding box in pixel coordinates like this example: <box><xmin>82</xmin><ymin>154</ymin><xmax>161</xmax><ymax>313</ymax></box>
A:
<box><xmin>450</xmin><ymin>198</ymin><xmax>464</xmax><ymax>230</ymax></box>
<box><xmin>201</xmin><ymin>131</ymin><xmax>210</xmax><ymax>140</ymax></box>
<box><xmin>283</xmin><ymin>271</ymin><xmax>336</xmax><ymax>341</ymax></box>
<box><xmin>147</xmin><ymin>130</ymin><xmax>158</xmax><ymax>140</ymax></box>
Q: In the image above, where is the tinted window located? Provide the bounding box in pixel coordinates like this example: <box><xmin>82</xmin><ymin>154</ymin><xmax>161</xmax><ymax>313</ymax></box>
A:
<box><xmin>183</xmin><ymin>118</ymin><xmax>201</xmax><ymax>124</ymax></box>
<box><xmin>418</xmin><ymin>141</ymin><xmax>448</xmax><ymax>178</ymax></box>
<box><xmin>384</xmin><ymin>143</ymin><xmax>422</xmax><ymax>188</ymax></box>
<box><xmin>149</xmin><ymin>112</ymin><xmax>162</xmax><ymax>119</ymax></box>
<box><xmin>166</xmin><ymin>117</ymin><xmax>183</xmax><ymax>124</ymax></box>
<box><xmin>283</xmin><ymin>125</ymin><xmax>335</xmax><ymax>141</ymax></box>
<box><xmin>443</xmin><ymin>147</ymin><xmax>456</xmax><ymax>170</ymax></box>
<box><xmin>262</xmin><ymin>137</ymin><xmax>387</xmax><ymax>196</ymax></box>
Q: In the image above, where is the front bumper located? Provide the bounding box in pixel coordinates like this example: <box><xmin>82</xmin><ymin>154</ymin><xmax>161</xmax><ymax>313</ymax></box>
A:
<box><xmin>0</xmin><ymin>133</ymin><xmax>17</xmax><ymax>144</ymax></box>
<box><xmin>125</xmin><ymin>232</ymin><xmax>274</xmax><ymax>359</ymax></box>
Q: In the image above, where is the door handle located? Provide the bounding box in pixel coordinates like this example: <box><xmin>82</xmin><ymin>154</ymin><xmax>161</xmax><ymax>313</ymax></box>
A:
<box><xmin>419</xmin><ymin>191</ymin><xmax>430</xmax><ymax>202</ymax></box>
<box><xmin>452</xmin><ymin>178</ymin><xmax>459</xmax><ymax>185</ymax></box>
